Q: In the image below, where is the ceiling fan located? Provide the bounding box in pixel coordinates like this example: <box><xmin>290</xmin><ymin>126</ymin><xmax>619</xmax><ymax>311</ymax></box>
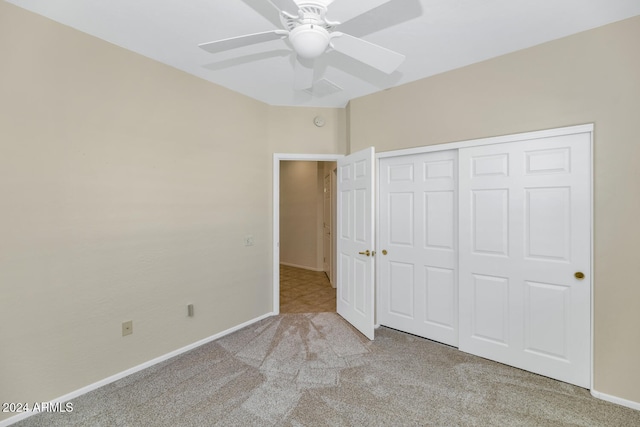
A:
<box><xmin>198</xmin><ymin>0</ymin><xmax>405</xmax><ymax>91</ymax></box>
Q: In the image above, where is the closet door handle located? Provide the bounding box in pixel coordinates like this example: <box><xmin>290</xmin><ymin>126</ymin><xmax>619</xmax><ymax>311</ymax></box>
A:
<box><xmin>382</xmin><ymin>250</ymin><xmax>388</xmax><ymax>255</ymax></box>
<box><xmin>358</xmin><ymin>250</ymin><xmax>370</xmax><ymax>256</ymax></box>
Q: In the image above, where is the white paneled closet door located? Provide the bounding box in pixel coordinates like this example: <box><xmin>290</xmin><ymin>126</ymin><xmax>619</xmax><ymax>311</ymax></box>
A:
<box><xmin>378</xmin><ymin>150</ymin><xmax>458</xmax><ymax>346</ymax></box>
<box><xmin>458</xmin><ymin>133</ymin><xmax>591</xmax><ymax>388</ymax></box>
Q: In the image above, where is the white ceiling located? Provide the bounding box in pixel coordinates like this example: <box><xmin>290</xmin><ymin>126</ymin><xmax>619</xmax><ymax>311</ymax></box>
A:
<box><xmin>8</xmin><ymin>0</ymin><xmax>640</xmax><ymax>108</ymax></box>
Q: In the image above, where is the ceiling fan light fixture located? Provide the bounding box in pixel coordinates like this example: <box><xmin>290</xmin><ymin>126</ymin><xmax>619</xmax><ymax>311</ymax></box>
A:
<box><xmin>289</xmin><ymin>24</ymin><xmax>330</xmax><ymax>59</ymax></box>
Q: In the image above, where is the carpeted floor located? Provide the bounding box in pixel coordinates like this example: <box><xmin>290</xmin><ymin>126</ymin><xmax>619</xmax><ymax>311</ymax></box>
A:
<box><xmin>15</xmin><ymin>313</ymin><xmax>640</xmax><ymax>426</ymax></box>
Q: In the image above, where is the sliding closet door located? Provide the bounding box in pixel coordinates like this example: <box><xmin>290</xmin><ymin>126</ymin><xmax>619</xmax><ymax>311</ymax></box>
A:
<box><xmin>378</xmin><ymin>150</ymin><xmax>458</xmax><ymax>346</ymax></box>
<box><xmin>458</xmin><ymin>132</ymin><xmax>591</xmax><ymax>388</ymax></box>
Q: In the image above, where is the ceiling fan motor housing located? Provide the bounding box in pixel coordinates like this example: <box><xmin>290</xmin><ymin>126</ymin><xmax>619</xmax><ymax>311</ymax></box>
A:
<box><xmin>289</xmin><ymin>24</ymin><xmax>330</xmax><ymax>58</ymax></box>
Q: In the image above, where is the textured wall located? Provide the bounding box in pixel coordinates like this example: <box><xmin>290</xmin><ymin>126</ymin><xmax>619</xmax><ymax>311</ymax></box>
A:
<box><xmin>349</xmin><ymin>16</ymin><xmax>640</xmax><ymax>404</ymax></box>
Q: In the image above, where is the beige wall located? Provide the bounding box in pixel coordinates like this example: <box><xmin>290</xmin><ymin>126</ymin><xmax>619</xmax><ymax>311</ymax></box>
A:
<box><xmin>0</xmin><ymin>3</ymin><xmax>272</xmax><ymax>419</ymax></box>
<box><xmin>267</xmin><ymin>106</ymin><xmax>347</xmax><ymax>155</ymax></box>
<box><xmin>349</xmin><ymin>16</ymin><xmax>640</xmax><ymax>403</ymax></box>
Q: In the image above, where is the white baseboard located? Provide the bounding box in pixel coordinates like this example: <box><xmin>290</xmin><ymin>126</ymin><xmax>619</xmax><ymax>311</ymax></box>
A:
<box><xmin>591</xmin><ymin>389</ymin><xmax>640</xmax><ymax>411</ymax></box>
<box><xmin>280</xmin><ymin>262</ymin><xmax>324</xmax><ymax>272</ymax></box>
<box><xmin>0</xmin><ymin>312</ymin><xmax>276</xmax><ymax>427</ymax></box>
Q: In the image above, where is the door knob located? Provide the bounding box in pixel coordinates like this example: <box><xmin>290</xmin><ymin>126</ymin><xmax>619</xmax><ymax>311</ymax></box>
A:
<box><xmin>574</xmin><ymin>272</ymin><xmax>585</xmax><ymax>279</ymax></box>
<box><xmin>358</xmin><ymin>250</ymin><xmax>371</xmax><ymax>256</ymax></box>
<box><xmin>382</xmin><ymin>249</ymin><xmax>388</xmax><ymax>255</ymax></box>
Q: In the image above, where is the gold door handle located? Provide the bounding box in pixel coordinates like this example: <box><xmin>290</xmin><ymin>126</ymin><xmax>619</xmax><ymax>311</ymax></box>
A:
<box><xmin>575</xmin><ymin>272</ymin><xmax>585</xmax><ymax>279</ymax></box>
<box><xmin>382</xmin><ymin>249</ymin><xmax>388</xmax><ymax>255</ymax></box>
<box><xmin>358</xmin><ymin>250</ymin><xmax>371</xmax><ymax>256</ymax></box>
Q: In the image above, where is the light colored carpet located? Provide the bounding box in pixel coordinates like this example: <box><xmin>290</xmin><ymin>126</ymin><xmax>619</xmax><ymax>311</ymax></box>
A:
<box><xmin>15</xmin><ymin>313</ymin><xmax>640</xmax><ymax>426</ymax></box>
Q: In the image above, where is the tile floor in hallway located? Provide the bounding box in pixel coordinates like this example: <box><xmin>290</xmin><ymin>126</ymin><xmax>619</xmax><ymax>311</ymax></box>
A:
<box><xmin>279</xmin><ymin>264</ymin><xmax>336</xmax><ymax>313</ymax></box>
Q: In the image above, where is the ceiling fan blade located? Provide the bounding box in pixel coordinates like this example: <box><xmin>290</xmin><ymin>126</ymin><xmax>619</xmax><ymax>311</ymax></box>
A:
<box><xmin>199</xmin><ymin>30</ymin><xmax>287</xmax><ymax>54</ymax></box>
<box><xmin>269</xmin><ymin>0</ymin><xmax>300</xmax><ymax>16</ymax></box>
<box><xmin>330</xmin><ymin>33</ymin><xmax>405</xmax><ymax>74</ymax></box>
<box><xmin>293</xmin><ymin>56</ymin><xmax>315</xmax><ymax>91</ymax></box>
<box><xmin>326</xmin><ymin>0</ymin><xmax>393</xmax><ymax>24</ymax></box>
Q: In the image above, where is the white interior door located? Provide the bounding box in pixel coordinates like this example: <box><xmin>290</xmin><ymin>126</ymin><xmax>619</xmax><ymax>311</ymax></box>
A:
<box><xmin>337</xmin><ymin>147</ymin><xmax>375</xmax><ymax>340</ymax></box>
<box><xmin>458</xmin><ymin>132</ymin><xmax>591</xmax><ymax>387</ymax></box>
<box><xmin>378</xmin><ymin>150</ymin><xmax>458</xmax><ymax>346</ymax></box>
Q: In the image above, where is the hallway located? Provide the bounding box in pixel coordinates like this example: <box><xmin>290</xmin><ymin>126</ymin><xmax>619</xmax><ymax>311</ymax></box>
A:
<box><xmin>279</xmin><ymin>265</ymin><xmax>336</xmax><ymax>313</ymax></box>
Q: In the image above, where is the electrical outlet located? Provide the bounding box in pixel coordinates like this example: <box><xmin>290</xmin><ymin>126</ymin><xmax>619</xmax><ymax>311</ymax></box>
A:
<box><xmin>122</xmin><ymin>320</ymin><xmax>133</xmax><ymax>336</ymax></box>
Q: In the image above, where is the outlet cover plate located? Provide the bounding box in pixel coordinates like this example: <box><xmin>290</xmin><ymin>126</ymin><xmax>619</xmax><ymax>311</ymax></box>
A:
<box><xmin>122</xmin><ymin>320</ymin><xmax>133</xmax><ymax>336</ymax></box>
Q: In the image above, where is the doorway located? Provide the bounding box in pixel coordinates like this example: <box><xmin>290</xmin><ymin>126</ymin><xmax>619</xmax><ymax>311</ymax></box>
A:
<box><xmin>273</xmin><ymin>154</ymin><xmax>343</xmax><ymax>314</ymax></box>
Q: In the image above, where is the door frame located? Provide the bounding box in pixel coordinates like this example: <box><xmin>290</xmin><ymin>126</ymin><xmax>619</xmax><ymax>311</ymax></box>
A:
<box><xmin>322</xmin><ymin>168</ymin><xmax>336</xmax><ymax>287</ymax></box>
<box><xmin>272</xmin><ymin>153</ymin><xmax>344</xmax><ymax>314</ymax></box>
<box><xmin>375</xmin><ymin>123</ymin><xmax>594</xmax><ymax>390</ymax></box>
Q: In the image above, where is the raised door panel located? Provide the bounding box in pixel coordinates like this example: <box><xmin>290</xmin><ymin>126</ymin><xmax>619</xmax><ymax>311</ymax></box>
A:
<box><xmin>472</xmin><ymin>189</ymin><xmax>509</xmax><ymax>257</ymax></box>
<box><xmin>354</xmin><ymin>257</ymin><xmax>367</xmax><ymax>314</ymax></box>
<box><xmin>389</xmin><ymin>262</ymin><xmax>415</xmax><ymax>318</ymax></box>
<box><xmin>524</xmin><ymin>280</ymin><xmax>570</xmax><ymax>360</ymax></box>
<box><xmin>424</xmin><ymin>191</ymin><xmax>455</xmax><ymax>250</ymax></box>
<box><xmin>424</xmin><ymin>266</ymin><xmax>455</xmax><ymax>329</ymax></box>
<box><xmin>339</xmin><ymin>190</ymin><xmax>351</xmax><ymax>240</ymax></box>
<box><xmin>389</xmin><ymin>193</ymin><xmax>414</xmax><ymax>247</ymax></box>
<box><xmin>525</xmin><ymin>187</ymin><xmax>571</xmax><ymax>261</ymax></box>
<box><xmin>355</xmin><ymin>188</ymin><xmax>367</xmax><ymax>243</ymax></box>
<box><xmin>424</xmin><ymin>158</ymin><xmax>455</xmax><ymax>179</ymax></box>
<box><xmin>472</xmin><ymin>153</ymin><xmax>509</xmax><ymax>177</ymax></box>
<box><xmin>471</xmin><ymin>274</ymin><xmax>509</xmax><ymax>346</ymax></box>
<box><xmin>525</xmin><ymin>148</ymin><xmax>570</xmax><ymax>175</ymax></box>
<box><xmin>338</xmin><ymin>253</ymin><xmax>351</xmax><ymax>305</ymax></box>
